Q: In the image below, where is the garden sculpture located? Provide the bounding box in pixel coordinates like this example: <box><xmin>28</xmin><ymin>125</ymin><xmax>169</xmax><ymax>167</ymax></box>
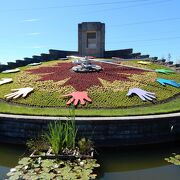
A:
<box><xmin>127</xmin><ymin>88</ymin><xmax>156</xmax><ymax>101</ymax></box>
<box><xmin>137</xmin><ymin>61</ymin><xmax>151</xmax><ymax>65</ymax></box>
<box><xmin>72</xmin><ymin>56</ymin><xmax>102</xmax><ymax>72</ymax></box>
<box><xmin>0</xmin><ymin>78</ymin><xmax>13</xmax><ymax>85</ymax></box>
<box><xmin>63</xmin><ymin>91</ymin><xmax>92</xmax><ymax>106</ymax></box>
<box><xmin>2</xmin><ymin>68</ymin><xmax>20</xmax><ymax>73</ymax></box>
<box><xmin>155</xmin><ymin>69</ymin><xmax>175</xmax><ymax>74</ymax></box>
<box><xmin>67</xmin><ymin>55</ymin><xmax>81</xmax><ymax>59</ymax></box>
<box><xmin>5</xmin><ymin>87</ymin><xmax>34</xmax><ymax>100</ymax></box>
<box><xmin>156</xmin><ymin>78</ymin><xmax>180</xmax><ymax>88</ymax></box>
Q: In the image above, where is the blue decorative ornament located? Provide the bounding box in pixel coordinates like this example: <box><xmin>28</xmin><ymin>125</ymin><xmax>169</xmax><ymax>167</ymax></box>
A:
<box><xmin>156</xmin><ymin>78</ymin><xmax>180</xmax><ymax>88</ymax></box>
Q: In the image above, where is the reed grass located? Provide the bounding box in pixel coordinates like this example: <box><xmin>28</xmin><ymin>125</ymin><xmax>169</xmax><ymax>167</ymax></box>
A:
<box><xmin>44</xmin><ymin>107</ymin><xmax>78</xmax><ymax>154</ymax></box>
<box><xmin>45</xmin><ymin>122</ymin><xmax>64</xmax><ymax>154</ymax></box>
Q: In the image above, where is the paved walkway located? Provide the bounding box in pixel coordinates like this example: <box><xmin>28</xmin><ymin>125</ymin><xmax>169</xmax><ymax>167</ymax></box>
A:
<box><xmin>0</xmin><ymin>112</ymin><xmax>180</xmax><ymax>121</ymax></box>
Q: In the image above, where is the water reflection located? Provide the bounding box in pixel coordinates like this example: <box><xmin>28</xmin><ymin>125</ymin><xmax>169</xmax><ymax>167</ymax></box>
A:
<box><xmin>97</xmin><ymin>143</ymin><xmax>180</xmax><ymax>179</ymax></box>
<box><xmin>0</xmin><ymin>166</ymin><xmax>9</xmax><ymax>180</ymax></box>
<box><xmin>0</xmin><ymin>143</ymin><xmax>25</xmax><ymax>167</ymax></box>
<box><xmin>99</xmin><ymin>165</ymin><xmax>180</xmax><ymax>180</ymax></box>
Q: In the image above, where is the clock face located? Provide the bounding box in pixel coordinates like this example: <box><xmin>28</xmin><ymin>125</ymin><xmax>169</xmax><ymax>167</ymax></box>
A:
<box><xmin>0</xmin><ymin>59</ymin><xmax>179</xmax><ymax>108</ymax></box>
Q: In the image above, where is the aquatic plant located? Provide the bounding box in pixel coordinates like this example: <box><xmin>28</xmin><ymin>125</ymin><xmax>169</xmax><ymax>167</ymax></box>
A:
<box><xmin>78</xmin><ymin>138</ymin><xmax>93</xmax><ymax>155</ymax></box>
<box><xmin>64</xmin><ymin>108</ymin><xmax>77</xmax><ymax>150</ymax></box>
<box><xmin>165</xmin><ymin>154</ymin><xmax>180</xmax><ymax>165</ymax></box>
<box><xmin>44</xmin><ymin>108</ymin><xmax>78</xmax><ymax>155</ymax></box>
<box><xmin>26</xmin><ymin>136</ymin><xmax>49</xmax><ymax>153</ymax></box>
<box><xmin>6</xmin><ymin>157</ymin><xmax>100</xmax><ymax>180</ymax></box>
<box><xmin>44</xmin><ymin>121</ymin><xmax>64</xmax><ymax>155</ymax></box>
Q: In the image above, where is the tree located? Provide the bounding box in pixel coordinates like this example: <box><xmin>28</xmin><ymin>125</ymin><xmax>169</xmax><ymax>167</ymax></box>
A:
<box><xmin>167</xmin><ymin>53</ymin><xmax>171</xmax><ymax>62</ymax></box>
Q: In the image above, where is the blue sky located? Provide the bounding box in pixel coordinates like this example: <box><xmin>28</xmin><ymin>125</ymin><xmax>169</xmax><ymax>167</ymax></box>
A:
<box><xmin>0</xmin><ymin>0</ymin><xmax>180</xmax><ymax>64</ymax></box>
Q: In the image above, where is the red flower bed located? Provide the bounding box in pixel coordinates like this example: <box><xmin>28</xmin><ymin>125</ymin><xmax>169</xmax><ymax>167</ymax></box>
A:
<box><xmin>27</xmin><ymin>62</ymin><xmax>146</xmax><ymax>91</ymax></box>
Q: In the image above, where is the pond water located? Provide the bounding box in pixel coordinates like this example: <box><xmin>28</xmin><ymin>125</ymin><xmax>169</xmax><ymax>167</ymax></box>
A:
<box><xmin>0</xmin><ymin>143</ymin><xmax>180</xmax><ymax>180</ymax></box>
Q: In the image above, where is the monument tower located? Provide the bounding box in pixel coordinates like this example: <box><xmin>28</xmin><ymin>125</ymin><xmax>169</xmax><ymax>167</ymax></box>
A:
<box><xmin>78</xmin><ymin>22</ymin><xmax>105</xmax><ymax>57</ymax></box>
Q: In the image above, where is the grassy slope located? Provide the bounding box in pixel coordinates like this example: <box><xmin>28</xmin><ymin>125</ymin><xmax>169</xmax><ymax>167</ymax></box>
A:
<box><xmin>0</xmin><ymin>97</ymin><xmax>179</xmax><ymax>117</ymax></box>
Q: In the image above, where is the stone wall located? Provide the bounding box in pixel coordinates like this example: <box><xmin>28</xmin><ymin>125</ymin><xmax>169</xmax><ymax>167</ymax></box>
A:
<box><xmin>0</xmin><ymin>49</ymin><xmax>78</xmax><ymax>72</ymax></box>
<box><xmin>1</xmin><ymin>49</ymin><xmax>180</xmax><ymax>73</ymax></box>
<box><xmin>130</xmin><ymin>52</ymin><xmax>141</xmax><ymax>58</ymax></box>
<box><xmin>49</xmin><ymin>49</ymin><xmax>78</xmax><ymax>60</ymax></box>
<box><xmin>139</xmin><ymin>55</ymin><xmax>150</xmax><ymax>59</ymax></box>
<box><xmin>0</xmin><ymin>113</ymin><xmax>180</xmax><ymax>147</ymax></box>
<box><xmin>104</xmin><ymin>49</ymin><xmax>133</xmax><ymax>58</ymax></box>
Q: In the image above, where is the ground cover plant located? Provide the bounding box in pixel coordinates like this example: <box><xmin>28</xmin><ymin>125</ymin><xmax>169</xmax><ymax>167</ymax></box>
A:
<box><xmin>0</xmin><ymin>59</ymin><xmax>179</xmax><ymax>115</ymax></box>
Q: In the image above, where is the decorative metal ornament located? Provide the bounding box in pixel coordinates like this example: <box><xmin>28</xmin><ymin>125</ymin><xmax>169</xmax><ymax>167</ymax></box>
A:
<box><xmin>155</xmin><ymin>69</ymin><xmax>175</xmax><ymax>74</ymax></box>
<box><xmin>28</xmin><ymin>62</ymin><xmax>42</xmax><ymax>66</ymax></box>
<box><xmin>5</xmin><ymin>87</ymin><xmax>34</xmax><ymax>100</ymax></box>
<box><xmin>2</xmin><ymin>68</ymin><xmax>20</xmax><ymax>73</ymax></box>
<box><xmin>127</xmin><ymin>88</ymin><xmax>156</xmax><ymax>101</ymax></box>
<box><xmin>156</xmin><ymin>78</ymin><xmax>180</xmax><ymax>87</ymax></box>
<box><xmin>63</xmin><ymin>91</ymin><xmax>92</xmax><ymax>106</ymax></box>
<box><xmin>0</xmin><ymin>78</ymin><xmax>13</xmax><ymax>85</ymax></box>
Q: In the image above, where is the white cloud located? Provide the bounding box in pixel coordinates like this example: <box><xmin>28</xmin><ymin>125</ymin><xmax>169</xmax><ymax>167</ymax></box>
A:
<box><xmin>31</xmin><ymin>45</ymin><xmax>46</xmax><ymax>49</ymax></box>
<box><xmin>26</xmin><ymin>32</ymin><xmax>41</xmax><ymax>36</ymax></box>
<box><xmin>21</xmin><ymin>19</ymin><xmax>40</xmax><ymax>22</ymax></box>
<box><xmin>21</xmin><ymin>45</ymin><xmax>47</xmax><ymax>49</ymax></box>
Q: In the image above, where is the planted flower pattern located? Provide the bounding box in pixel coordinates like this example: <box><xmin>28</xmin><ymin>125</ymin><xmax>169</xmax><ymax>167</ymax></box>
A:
<box><xmin>0</xmin><ymin>60</ymin><xmax>178</xmax><ymax>108</ymax></box>
<box><xmin>27</xmin><ymin>62</ymin><xmax>147</xmax><ymax>91</ymax></box>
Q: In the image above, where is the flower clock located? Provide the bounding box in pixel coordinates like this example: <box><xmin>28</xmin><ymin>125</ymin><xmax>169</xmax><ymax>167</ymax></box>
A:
<box><xmin>1</xmin><ymin>60</ymin><xmax>179</xmax><ymax>108</ymax></box>
<box><xmin>26</xmin><ymin>61</ymin><xmax>149</xmax><ymax>106</ymax></box>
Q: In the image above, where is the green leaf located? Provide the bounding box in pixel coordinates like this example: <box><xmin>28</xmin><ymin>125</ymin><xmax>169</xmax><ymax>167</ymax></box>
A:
<box><xmin>9</xmin><ymin>174</ymin><xmax>20</xmax><ymax>180</ymax></box>
<box><xmin>165</xmin><ymin>154</ymin><xmax>180</xmax><ymax>165</ymax></box>
<box><xmin>18</xmin><ymin>157</ymin><xmax>31</xmax><ymax>165</ymax></box>
<box><xmin>41</xmin><ymin>159</ymin><xmax>55</xmax><ymax>168</ymax></box>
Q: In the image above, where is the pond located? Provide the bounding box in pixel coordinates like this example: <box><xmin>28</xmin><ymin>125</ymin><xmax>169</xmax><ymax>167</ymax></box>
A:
<box><xmin>0</xmin><ymin>143</ymin><xmax>180</xmax><ymax>180</ymax></box>
<box><xmin>0</xmin><ymin>143</ymin><xmax>25</xmax><ymax>179</ymax></box>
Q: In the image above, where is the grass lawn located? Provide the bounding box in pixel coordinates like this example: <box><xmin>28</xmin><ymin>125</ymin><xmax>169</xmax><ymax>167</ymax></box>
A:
<box><xmin>0</xmin><ymin>96</ymin><xmax>179</xmax><ymax>117</ymax></box>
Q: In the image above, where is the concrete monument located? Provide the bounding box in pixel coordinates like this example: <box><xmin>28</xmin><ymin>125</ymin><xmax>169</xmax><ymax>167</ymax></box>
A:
<box><xmin>78</xmin><ymin>22</ymin><xmax>105</xmax><ymax>57</ymax></box>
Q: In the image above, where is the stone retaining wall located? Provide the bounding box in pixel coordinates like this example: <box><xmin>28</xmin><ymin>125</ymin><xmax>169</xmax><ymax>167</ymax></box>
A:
<box><xmin>0</xmin><ymin>113</ymin><xmax>180</xmax><ymax>147</ymax></box>
<box><xmin>105</xmin><ymin>49</ymin><xmax>133</xmax><ymax>58</ymax></box>
<box><xmin>0</xmin><ymin>48</ymin><xmax>179</xmax><ymax>73</ymax></box>
<box><xmin>0</xmin><ymin>49</ymin><xmax>79</xmax><ymax>72</ymax></box>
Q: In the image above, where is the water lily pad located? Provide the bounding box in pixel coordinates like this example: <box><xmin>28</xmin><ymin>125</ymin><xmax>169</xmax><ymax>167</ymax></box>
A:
<box><xmin>165</xmin><ymin>154</ymin><xmax>180</xmax><ymax>165</ymax></box>
<box><xmin>175</xmin><ymin>155</ymin><xmax>180</xmax><ymax>159</ymax></box>
<box><xmin>34</xmin><ymin>164</ymin><xmax>40</xmax><ymax>168</ymax></box>
<box><xmin>8</xmin><ymin>171</ymin><xmax>22</xmax><ymax>180</ymax></box>
<box><xmin>7</xmin><ymin>171</ymin><xmax>16</xmax><ymax>177</ymax></box>
<box><xmin>7</xmin><ymin>157</ymin><xmax>100</xmax><ymax>179</ymax></box>
<box><xmin>42</xmin><ymin>167</ymin><xmax>50</xmax><ymax>173</ymax></box>
<box><xmin>41</xmin><ymin>159</ymin><xmax>55</xmax><ymax>168</ymax></box>
<box><xmin>18</xmin><ymin>157</ymin><xmax>31</xmax><ymax>165</ymax></box>
<box><xmin>9</xmin><ymin>174</ymin><xmax>20</xmax><ymax>180</ymax></box>
<box><xmin>60</xmin><ymin>165</ymin><xmax>72</xmax><ymax>175</ymax></box>
<box><xmin>38</xmin><ymin>172</ymin><xmax>55</xmax><ymax>180</ymax></box>
<box><xmin>89</xmin><ymin>174</ymin><xmax>97</xmax><ymax>179</ymax></box>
